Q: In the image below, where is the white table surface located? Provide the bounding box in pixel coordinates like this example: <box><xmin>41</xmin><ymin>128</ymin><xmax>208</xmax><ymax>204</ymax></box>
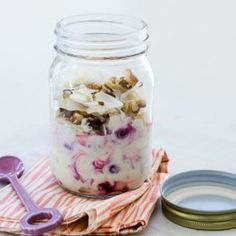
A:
<box><xmin>1</xmin><ymin>0</ymin><xmax>236</xmax><ymax>235</ymax></box>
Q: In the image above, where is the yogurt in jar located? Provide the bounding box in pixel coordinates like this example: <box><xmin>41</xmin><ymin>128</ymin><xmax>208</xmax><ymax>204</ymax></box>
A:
<box><xmin>50</xmin><ymin>69</ymin><xmax>152</xmax><ymax>196</ymax></box>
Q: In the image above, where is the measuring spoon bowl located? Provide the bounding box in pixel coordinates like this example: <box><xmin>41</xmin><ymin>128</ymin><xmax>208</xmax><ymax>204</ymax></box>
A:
<box><xmin>0</xmin><ymin>156</ymin><xmax>24</xmax><ymax>182</ymax></box>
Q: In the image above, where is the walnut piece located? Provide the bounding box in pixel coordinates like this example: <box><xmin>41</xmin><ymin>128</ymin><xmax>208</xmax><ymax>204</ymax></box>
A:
<box><xmin>70</xmin><ymin>112</ymin><xmax>83</xmax><ymax>125</ymax></box>
<box><xmin>118</xmin><ymin>79</ymin><xmax>132</xmax><ymax>89</ymax></box>
<box><xmin>104</xmin><ymin>78</ymin><xmax>126</xmax><ymax>92</ymax></box>
<box><xmin>122</xmin><ymin>99</ymin><xmax>146</xmax><ymax>115</ymax></box>
<box><xmin>103</xmin><ymin>70</ymin><xmax>138</xmax><ymax>93</ymax></box>
<box><xmin>86</xmin><ymin>82</ymin><xmax>102</xmax><ymax>90</ymax></box>
<box><xmin>124</xmin><ymin>69</ymin><xmax>138</xmax><ymax>87</ymax></box>
<box><xmin>102</xmin><ymin>84</ymin><xmax>115</xmax><ymax>97</ymax></box>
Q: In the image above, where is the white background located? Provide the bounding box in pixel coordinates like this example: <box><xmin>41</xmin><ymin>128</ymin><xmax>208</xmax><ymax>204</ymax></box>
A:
<box><xmin>0</xmin><ymin>1</ymin><xmax>236</xmax><ymax>235</ymax></box>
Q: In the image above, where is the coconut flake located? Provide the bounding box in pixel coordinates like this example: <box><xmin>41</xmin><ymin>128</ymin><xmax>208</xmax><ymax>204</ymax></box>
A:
<box><xmin>70</xmin><ymin>92</ymin><xmax>92</xmax><ymax>104</ymax></box>
<box><xmin>58</xmin><ymin>98</ymin><xmax>87</xmax><ymax>111</ymax></box>
<box><xmin>86</xmin><ymin>92</ymin><xmax>123</xmax><ymax>115</ymax></box>
<box><xmin>69</xmin><ymin>84</ymin><xmax>97</xmax><ymax>106</ymax></box>
<box><xmin>120</xmin><ymin>81</ymin><xmax>143</xmax><ymax>102</ymax></box>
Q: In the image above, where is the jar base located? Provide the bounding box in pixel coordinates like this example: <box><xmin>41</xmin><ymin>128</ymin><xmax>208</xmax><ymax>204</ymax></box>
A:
<box><xmin>59</xmin><ymin>184</ymin><xmax>140</xmax><ymax>199</ymax></box>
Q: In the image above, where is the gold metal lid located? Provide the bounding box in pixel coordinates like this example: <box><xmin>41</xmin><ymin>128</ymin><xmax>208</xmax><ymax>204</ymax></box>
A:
<box><xmin>161</xmin><ymin>170</ymin><xmax>236</xmax><ymax>230</ymax></box>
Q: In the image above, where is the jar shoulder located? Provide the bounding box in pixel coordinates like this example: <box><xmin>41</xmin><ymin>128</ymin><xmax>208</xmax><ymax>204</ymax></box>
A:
<box><xmin>49</xmin><ymin>55</ymin><xmax>154</xmax><ymax>87</ymax></box>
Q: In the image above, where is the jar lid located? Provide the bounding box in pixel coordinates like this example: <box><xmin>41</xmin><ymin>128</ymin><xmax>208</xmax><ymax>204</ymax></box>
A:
<box><xmin>161</xmin><ymin>170</ymin><xmax>236</xmax><ymax>230</ymax></box>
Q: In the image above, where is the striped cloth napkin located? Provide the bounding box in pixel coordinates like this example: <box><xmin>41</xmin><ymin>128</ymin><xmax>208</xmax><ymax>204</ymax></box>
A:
<box><xmin>0</xmin><ymin>148</ymin><xmax>169</xmax><ymax>235</ymax></box>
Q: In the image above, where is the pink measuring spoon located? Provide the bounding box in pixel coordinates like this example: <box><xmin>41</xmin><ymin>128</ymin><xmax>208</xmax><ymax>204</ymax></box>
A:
<box><xmin>0</xmin><ymin>155</ymin><xmax>63</xmax><ymax>235</ymax></box>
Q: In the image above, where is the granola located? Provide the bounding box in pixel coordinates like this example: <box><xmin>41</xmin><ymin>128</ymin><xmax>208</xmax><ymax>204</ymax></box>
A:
<box><xmin>57</xmin><ymin>69</ymin><xmax>146</xmax><ymax>135</ymax></box>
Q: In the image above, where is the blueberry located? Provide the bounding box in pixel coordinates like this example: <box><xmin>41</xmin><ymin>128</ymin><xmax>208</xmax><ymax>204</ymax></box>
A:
<box><xmin>115</xmin><ymin>128</ymin><xmax>129</xmax><ymax>139</ymax></box>
<box><xmin>64</xmin><ymin>143</ymin><xmax>72</xmax><ymax>151</ymax></box>
<box><xmin>109</xmin><ymin>165</ymin><xmax>120</xmax><ymax>174</ymax></box>
<box><xmin>115</xmin><ymin>123</ymin><xmax>135</xmax><ymax>139</ymax></box>
<box><xmin>98</xmin><ymin>181</ymin><xmax>114</xmax><ymax>194</ymax></box>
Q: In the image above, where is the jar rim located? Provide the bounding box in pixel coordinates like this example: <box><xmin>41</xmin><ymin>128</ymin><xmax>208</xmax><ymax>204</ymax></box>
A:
<box><xmin>54</xmin><ymin>14</ymin><xmax>149</xmax><ymax>60</ymax></box>
<box><xmin>55</xmin><ymin>14</ymin><xmax>148</xmax><ymax>40</ymax></box>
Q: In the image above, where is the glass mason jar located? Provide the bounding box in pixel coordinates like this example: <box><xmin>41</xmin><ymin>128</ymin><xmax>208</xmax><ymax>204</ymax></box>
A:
<box><xmin>49</xmin><ymin>14</ymin><xmax>154</xmax><ymax>198</ymax></box>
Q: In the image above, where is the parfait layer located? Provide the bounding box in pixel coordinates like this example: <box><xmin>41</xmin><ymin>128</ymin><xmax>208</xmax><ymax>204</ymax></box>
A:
<box><xmin>50</xmin><ymin>69</ymin><xmax>152</xmax><ymax>196</ymax></box>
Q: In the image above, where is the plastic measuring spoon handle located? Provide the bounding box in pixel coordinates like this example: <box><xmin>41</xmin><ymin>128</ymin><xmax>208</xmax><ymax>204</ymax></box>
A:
<box><xmin>9</xmin><ymin>175</ymin><xmax>63</xmax><ymax>235</ymax></box>
<box><xmin>9</xmin><ymin>174</ymin><xmax>38</xmax><ymax>212</ymax></box>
